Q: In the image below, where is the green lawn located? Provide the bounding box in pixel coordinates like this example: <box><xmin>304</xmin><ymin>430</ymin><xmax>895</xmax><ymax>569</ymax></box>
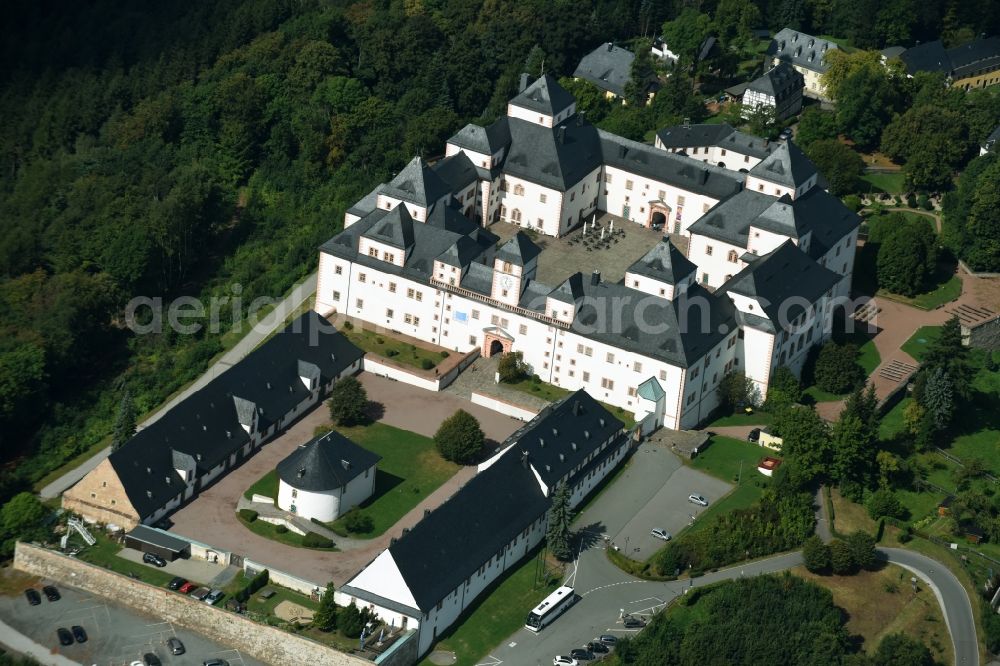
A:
<box><xmin>243</xmin><ymin>469</ymin><xmax>278</xmax><ymax>501</ymax></box>
<box><xmin>706</xmin><ymin>410</ymin><xmax>773</xmax><ymax>428</ymax></box>
<box><xmin>691</xmin><ymin>436</ymin><xmax>768</xmax><ymax>484</ymax></box>
<box><xmin>340</xmin><ymin>325</ymin><xmax>445</xmax><ymax>370</ymax></box>
<box><xmin>879</xmin><ymin>274</ymin><xmax>961</xmax><ymax>311</ymax></box>
<box><xmin>901</xmin><ymin>326</ymin><xmax>942</xmax><ymax>362</ymax></box>
<box><xmin>74</xmin><ymin>532</ymin><xmax>185</xmax><ymax>588</ymax></box>
<box><xmin>328</xmin><ymin>422</ymin><xmax>460</xmax><ymax>538</ymax></box>
<box><xmin>503</xmin><ymin>377</ymin><xmax>636</xmax><ymax>428</ymax></box>
<box><xmin>237</xmin><ymin>513</ymin><xmax>338</xmax><ymax>550</ymax></box>
<box><xmin>803</xmin><ymin>385</ymin><xmax>847</xmax><ymax>403</ymax></box>
<box><xmin>417</xmin><ymin>549</ymin><xmax>558</xmax><ymax>666</ymax></box>
<box><xmin>879</xmin><ymin>397</ymin><xmax>912</xmax><ymax>441</ymax></box>
<box><xmin>860</xmin><ymin>172</ymin><xmax>905</xmax><ymax>194</ymax></box>
<box><xmin>685</xmin><ymin>481</ymin><xmax>768</xmax><ymax>535</ymax></box>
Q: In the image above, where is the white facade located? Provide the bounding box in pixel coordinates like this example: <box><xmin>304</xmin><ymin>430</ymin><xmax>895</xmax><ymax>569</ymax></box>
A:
<box><xmin>276</xmin><ymin>464</ymin><xmax>376</xmax><ymax>523</ymax></box>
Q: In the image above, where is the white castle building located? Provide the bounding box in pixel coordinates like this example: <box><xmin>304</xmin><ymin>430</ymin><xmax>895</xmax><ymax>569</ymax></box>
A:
<box><xmin>315</xmin><ymin>75</ymin><xmax>859</xmax><ymax>428</ymax></box>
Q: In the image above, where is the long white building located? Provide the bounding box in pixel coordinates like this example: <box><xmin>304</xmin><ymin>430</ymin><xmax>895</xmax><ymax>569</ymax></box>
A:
<box><xmin>315</xmin><ymin>75</ymin><xmax>860</xmax><ymax>426</ymax></box>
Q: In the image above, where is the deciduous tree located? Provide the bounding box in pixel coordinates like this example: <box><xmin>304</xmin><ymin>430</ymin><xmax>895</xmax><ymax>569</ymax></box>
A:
<box><xmin>327</xmin><ymin>376</ymin><xmax>368</xmax><ymax>427</ymax></box>
<box><xmin>804</xmin><ymin>139</ymin><xmax>864</xmax><ymax>196</ymax></box>
<box><xmin>434</xmin><ymin>409</ymin><xmax>484</xmax><ymax>464</ymax></box>
<box><xmin>803</xmin><ymin>535</ymin><xmax>831</xmax><ymax>572</ymax></box>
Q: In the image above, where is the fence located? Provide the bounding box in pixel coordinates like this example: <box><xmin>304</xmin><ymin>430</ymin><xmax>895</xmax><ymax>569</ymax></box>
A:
<box><xmin>934</xmin><ymin>447</ymin><xmax>1000</xmax><ymax>484</ymax></box>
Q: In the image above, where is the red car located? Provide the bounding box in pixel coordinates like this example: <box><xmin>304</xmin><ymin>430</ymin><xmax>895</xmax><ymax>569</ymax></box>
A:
<box><xmin>178</xmin><ymin>582</ymin><xmax>196</xmax><ymax>594</ymax></box>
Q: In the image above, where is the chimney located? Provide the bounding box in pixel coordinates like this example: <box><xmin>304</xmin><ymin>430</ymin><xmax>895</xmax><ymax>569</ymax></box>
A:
<box><xmin>591</xmin><ymin>271</ymin><xmax>601</xmax><ymax>286</ymax></box>
<box><xmin>424</xmin><ymin>508</ymin><xmax>432</xmax><ymax>518</ymax></box>
<box><xmin>519</xmin><ymin>72</ymin><xmax>530</xmax><ymax>92</ymax></box>
<box><xmin>390</xmin><ymin>537</ymin><xmax>397</xmax><ymax>546</ymax></box>
<box><xmin>539</xmin><ymin>437</ymin><xmax>545</xmax><ymax>447</ymax></box>
<box><xmin>557</xmin><ymin>125</ymin><xmax>566</xmax><ymax>145</ymax></box>
<box><xmin>402</xmin><ymin>528</ymin><xmax>410</xmax><ymax>536</ymax></box>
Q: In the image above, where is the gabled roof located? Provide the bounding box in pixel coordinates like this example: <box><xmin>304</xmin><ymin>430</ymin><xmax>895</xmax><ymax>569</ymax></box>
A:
<box><xmin>503</xmin><ymin>116</ymin><xmax>604</xmax><ymax>191</ymax></box>
<box><xmin>383</xmin><ymin>446</ymin><xmax>550</xmax><ymax>612</ymax></box>
<box><xmin>448</xmin><ymin>119</ymin><xmax>511</xmax><ymax>156</ymax></box>
<box><xmin>509</xmin><ymin>74</ymin><xmax>576</xmax><ymax>117</ymax></box>
<box><xmin>720</xmin><ymin>240</ymin><xmax>842</xmax><ymax>325</ymax></box>
<box><xmin>948</xmin><ymin>36</ymin><xmax>1000</xmax><ymax>78</ymax></box>
<box><xmin>626</xmin><ymin>237</ymin><xmax>696</xmax><ymax>284</ymax></box>
<box><xmin>898</xmin><ymin>40</ymin><xmax>951</xmax><ymax>75</ymax></box>
<box><xmin>767</xmin><ymin>28</ymin><xmax>839</xmax><ymax>73</ymax></box>
<box><xmin>363</xmin><ymin>204</ymin><xmax>415</xmax><ymax>250</ymax></box>
<box><xmin>749</xmin><ymin>140</ymin><xmax>816</xmax><ymax>188</ymax></box>
<box><xmin>548</xmin><ymin>272</ymin><xmax>586</xmax><ymax>304</ymax></box>
<box><xmin>687</xmin><ymin>188</ymin><xmax>778</xmax><ymax>246</ymax></box>
<box><xmin>753</xmin><ymin>194</ymin><xmax>809</xmax><ymax>238</ymax></box>
<box><xmin>747</xmin><ymin>63</ymin><xmax>804</xmax><ymax>98</ymax></box>
<box><xmin>509</xmin><ymin>390</ymin><xmax>625</xmax><ymax>489</ymax></box>
<box><xmin>437</xmin><ymin>236</ymin><xmax>482</xmax><ymax>268</ymax></box>
<box><xmin>108</xmin><ymin>312</ymin><xmax>364</xmax><ymax>519</ymax></box>
<box><xmin>573</xmin><ymin>42</ymin><xmax>636</xmax><ymax>97</ymax></box>
<box><xmin>984</xmin><ymin>125</ymin><xmax>1000</xmax><ymax>152</ymax></box>
<box><xmin>277</xmin><ymin>430</ymin><xmax>381</xmax><ymax>492</ymax></box>
<box><xmin>432</xmin><ymin>152</ymin><xmax>479</xmax><ymax>193</ymax></box>
<box><xmin>382</xmin><ymin>157</ymin><xmax>451</xmax><ymax>208</ymax></box>
<box><xmin>655</xmin><ymin>123</ymin><xmax>776</xmax><ymax>160</ymax></box>
<box><xmin>497</xmin><ymin>231</ymin><xmax>541</xmax><ymax>266</ymax></box>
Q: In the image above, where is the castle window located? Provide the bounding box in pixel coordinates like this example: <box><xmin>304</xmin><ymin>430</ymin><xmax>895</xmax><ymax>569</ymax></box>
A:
<box><xmin>514</xmin><ymin>184</ymin><xmax>525</xmax><ymax>196</ymax></box>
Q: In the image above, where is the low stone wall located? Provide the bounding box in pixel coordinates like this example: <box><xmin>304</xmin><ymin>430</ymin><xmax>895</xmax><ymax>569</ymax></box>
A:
<box><xmin>14</xmin><ymin>543</ymin><xmax>370</xmax><ymax>666</ymax></box>
<box><xmin>363</xmin><ymin>356</ymin><xmax>442</xmax><ymax>391</ymax></box>
<box><xmin>244</xmin><ymin>558</ymin><xmax>322</xmax><ymax>597</ymax></box>
<box><xmin>470</xmin><ymin>391</ymin><xmax>540</xmax><ymax>421</ymax></box>
<box><xmin>258</xmin><ymin>515</ymin><xmax>306</xmax><ymax>536</ymax></box>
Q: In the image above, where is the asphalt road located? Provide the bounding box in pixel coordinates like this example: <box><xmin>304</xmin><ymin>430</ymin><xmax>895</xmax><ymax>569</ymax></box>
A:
<box><xmin>0</xmin><ymin>580</ymin><xmax>267</xmax><ymax>666</ymax></box>
<box><xmin>485</xmin><ymin>444</ymin><xmax>980</xmax><ymax>666</ymax></box>
<box><xmin>40</xmin><ymin>272</ymin><xmax>318</xmax><ymax>499</ymax></box>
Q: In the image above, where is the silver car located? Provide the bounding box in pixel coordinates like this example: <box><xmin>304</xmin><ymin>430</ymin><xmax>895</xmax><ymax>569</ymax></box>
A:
<box><xmin>650</xmin><ymin>528</ymin><xmax>672</xmax><ymax>541</ymax></box>
<box><xmin>204</xmin><ymin>589</ymin><xmax>224</xmax><ymax>605</ymax></box>
<box><xmin>688</xmin><ymin>493</ymin><xmax>709</xmax><ymax>506</ymax></box>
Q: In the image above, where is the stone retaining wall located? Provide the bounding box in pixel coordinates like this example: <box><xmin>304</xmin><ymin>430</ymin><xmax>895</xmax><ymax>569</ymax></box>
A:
<box><xmin>13</xmin><ymin>542</ymin><xmax>371</xmax><ymax>666</ymax></box>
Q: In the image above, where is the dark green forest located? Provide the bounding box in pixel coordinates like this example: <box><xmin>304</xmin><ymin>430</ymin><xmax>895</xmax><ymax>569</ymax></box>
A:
<box><xmin>0</xmin><ymin>0</ymin><xmax>997</xmax><ymax>505</ymax></box>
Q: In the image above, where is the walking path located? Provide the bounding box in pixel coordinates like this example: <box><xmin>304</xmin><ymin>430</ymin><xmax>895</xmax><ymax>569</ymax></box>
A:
<box><xmin>39</xmin><ymin>273</ymin><xmax>318</xmax><ymax>499</ymax></box>
<box><xmin>0</xmin><ymin>618</ymin><xmax>79</xmax><ymax>666</ymax></box>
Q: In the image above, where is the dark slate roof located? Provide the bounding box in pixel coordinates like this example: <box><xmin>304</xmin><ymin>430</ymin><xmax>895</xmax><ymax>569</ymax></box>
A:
<box><xmin>448</xmin><ymin>120</ymin><xmax>511</xmax><ymax>156</ymax></box>
<box><xmin>599</xmin><ymin>130</ymin><xmax>744</xmax><ymax>199</ymax></box>
<box><xmin>126</xmin><ymin>525</ymin><xmax>190</xmax><ymax>553</ymax></box>
<box><xmin>720</xmin><ymin>240</ymin><xmax>842</xmax><ymax>325</ymax></box>
<box><xmin>687</xmin><ymin>188</ymin><xmax>778</xmax><ymax>246</ymax></box>
<box><xmin>747</xmin><ymin>63</ymin><xmax>804</xmax><ymax>98</ymax></box>
<box><xmin>363</xmin><ymin>204</ymin><xmax>415</xmax><ymax>250</ymax></box>
<box><xmin>437</xmin><ymin>236</ymin><xmax>482</xmax><ymax>269</ymax></box>
<box><xmin>386</xmin><ymin>446</ymin><xmax>549</xmax><ymax>612</ymax></box>
<box><xmin>656</xmin><ymin>123</ymin><xmax>776</xmax><ymax>160</ymax></box>
<box><xmin>748</xmin><ymin>140</ymin><xmax>816</xmax><ymax>188</ymax></box>
<box><xmin>568</xmin><ymin>276</ymin><xmax>737</xmax><ymax>367</ymax></box>
<box><xmin>795</xmin><ymin>187</ymin><xmax>861</xmax><ymax>258</ymax></box>
<box><xmin>573</xmin><ymin>42</ymin><xmax>636</xmax><ymax>97</ymax></box>
<box><xmin>277</xmin><ymin>430</ymin><xmax>381</xmax><ymax>491</ymax></box>
<box><xmin>767</xmin><ymin>29</ymin><xmax>839</xmax><ymax>73</ymax></box>
<box><xmin>626</xmin><ymin>237</ymin><xmax>696</xmax><ymax>284</ymax></box>
<box><xmin>460</xmin><ymin>262</ymin><xmax>496</xmax><ymax>295</ymax></box>
<box><xmin>496</xmin><ymin>231</ymin><xmax>541</xmax><ymax>266</ymax></box>
<box><xmin>508</xmin><ymin>390</ymin><xmax>625</xmax><ymax>489</ymax></box>
<box><xmin>347</xmin><ymin>185</ymin><xmax>382</xmax><ymax>219</ymax></box>
<box><xmin>321</xmin><ymin>202</ymin><xmax>497</xmax><ymax>284</ymax></box>
<box><xmin>503</xmin><ymin>116</ymin><xmax>604</xmax><ymax>191</ymax></box>
<box><xmin>698</xmin><ymin>35</ymin><xmax>717</xmax><ymax>62</ymax></box>
<box><xmin>898</xmin><ymin>40</ymin><xmax>951</xmax><ymax>75</ymax></box>
<box><xmin>881</xmin><ymin>45</ymin><xmax>906</xmax><ymax>60</ymax></box>
<box><xmin>382</xmin><ymin>157</ymin><xmax>451</xmax><ymax>208</ymax></box>
<box><xmin>432</xmin><ymin>152</ymin><xmax>479</xmax><ymax>193</ymax></box>
<box><xmin>984</xmin><ymin>125</ymin><xmax>1000</xmax><ymax>152</ymax></box>
<box><xmin>948</xmin><ymin>37</ymin><xmax>1000</xmax><ymax>78</ymax></box>
<box><xmin>509</xmin><ymin>74</ymin><xmax>576</xmax><ymax>117</ymax></box>
<box><xmin>109</xmin><ymin>312</ymin><xmax>364</xmax><ymax>519</ymax></box>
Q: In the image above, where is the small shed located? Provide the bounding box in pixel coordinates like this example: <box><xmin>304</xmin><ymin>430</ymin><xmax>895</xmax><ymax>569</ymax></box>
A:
<box><xmin>664</xmin><ymin>430</ymin><xmax>711</xmax><ymax>460</ymax></box>
<box><xmin>961</xmin><ymin>522</ymin><xmax>985</xmax><ymax>544</ymax></box>
<box><xmin>125</xmin><ymin>525</ymin><xmax>190</xmax><ymax>561</ymax></box>
<box><xmin>757</xmin><ymin>456</ymin><xmax>782</xmax><ymax>477</ymax></box>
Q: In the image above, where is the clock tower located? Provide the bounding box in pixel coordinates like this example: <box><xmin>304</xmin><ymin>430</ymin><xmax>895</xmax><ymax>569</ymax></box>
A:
<box><xmin>491</xmin><ymin>232</ymin><xmax>540</xmax><ymax>307</ymax></box>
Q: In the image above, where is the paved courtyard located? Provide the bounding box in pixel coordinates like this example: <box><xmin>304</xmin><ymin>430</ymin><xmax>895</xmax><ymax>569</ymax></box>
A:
<box><xmin>0</xmin><ymin>578</ymin><xmax>265</xmax><ymax>666</ymax></box>
<box><xmin>169</xmin><ymin>372</ymin><xmax>522</xmax><ymax>587</ymax></box>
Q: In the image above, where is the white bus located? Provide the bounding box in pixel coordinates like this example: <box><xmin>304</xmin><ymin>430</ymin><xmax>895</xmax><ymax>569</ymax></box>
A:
<box><xmin>525</xmin><ymin>586</ymin><xmax>576</xmax><ymax>632</ymax></box>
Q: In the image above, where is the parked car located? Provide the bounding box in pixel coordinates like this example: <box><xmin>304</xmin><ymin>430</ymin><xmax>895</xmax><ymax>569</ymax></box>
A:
<box><xmin>553</xmin><ymin>657</ymin><xmax>578</xmax><ymax>666</ymax></box>
<box><xmin>204</xmin><ymin>589</ymin><xmax>224</xmax><ymax>605</ymax></box>
<box><xmin>168</xmin><ymin>577</ymin><xmax>187</xmax><ymax>590</ymax></box>
<box><xmin>143</xmin><ymin>653</ymin><xmax>162</xmax><ymax>666</ymax></box>
<box><xmin>747</xmin><ymin>428</ymin><xmax>761</xmax><ymax>443</ymax></box>
<box><xmin>43</xmin><ymin>585</ymin><xmax>61</xmax><ymax>601</ymax></box>
<box><xmin>178</xmin><ymin>582</ymin><xmax>196</xmax><ymax>594</ymax></box>
<box><xmin>779</xmin><ymin>127</ymin><xmax>793</xmax><ymax>140</ymax></box>
<box><xmin>202</xmin><ymin>660</ymin><xmax>229</xmax><ymax>666</ymax></box>
<box><xmin>190</xmin><ymin>586</ymin><xmax>211</xmax><ymax>601</ymax></box>
<box><xmin>167</xmin><ymin>637</ymin><xmax>185</xmax><ymax>655</ymax></box>
<box><xmin>599</xmin><ymin>635</ymin><xmax>617</xmax><ymax>646</ymax></box>
<box><xmin>688</xmin><ymin>493</ymin><xmax>709</xmax><ymax>506</ymax></box>
<box><xmin>570</xmin><ymin>647</ymin><xmax>593</xmax><ymax>660</ymax></box>
<box><xmin>71</xmin><ymin>625</ymin><xmax>88</xmax><ymax>643</ymax></box>
<box><xmin>623</xmin><ymin>616</ymin><xmax>646</xmax><ymax>629</ymax></box>
<box><xmin>650</xmin><ymin>528</ymin><xmax>671</xmax><ymax>541</ymax></box>
<box><xmin>24</xmin><ymin>589</ymin><xmax>41</xmax><ymax>606</ymax></box>
<box><xmin>142</xmin><ymin>552</ymin><xmax>167</xmax><ymax>568</ymax></box>
<box><xmin>56</xmin><ymin>627</ymin><xmax>73</xmax><ymax>646</ymax></box>
<box><xmin>587</xmin><ymin>641</ymin><xmax>609</xmax><ymax>654</ymax></box>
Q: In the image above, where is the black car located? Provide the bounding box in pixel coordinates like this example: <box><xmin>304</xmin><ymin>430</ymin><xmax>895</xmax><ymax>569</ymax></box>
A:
<box><xmin>143</xmin><ymin>653</ymin><xmax>163</xmax><ymax>666</ymax></box>
<box><xmin>623</xmin><ymin>616</ymin><xmax>646</xmax><ymax>629</ymax></box>
<box><xmin>43</xmin><ymin>585</ymin><xmax>61</xmax><ymax>601</ymax></box>
<box><xmin>747</xmin><ymin>428</ymin><xmax>761</xmax><ymax>443</ymax></box>
<box><xmin>570</xmin><ymin>648</ymin><xmax>594</xmax><ymax>660</ymax></box>
<box><xmin>202</xmin><ymin>660</ymin><xmax>230</xmax><ymax>666</ymax></box>
<box><xmin>71</xmin><ymin>625</ymin><xmax>88</xmax><ymax>643</ymax></box>
<box><xmin>24</xmin><ymin>589</ymin><xmax>41</xmax><ymax>606</ymax></box>
<box><xmin>168</xmin><ymin>576</ymin><xmax>187</xmax><ymax>590</ymax></box>
<box><xmin>142</xmin><ymin>552</ymin><xmax>167</xmax><ymax>567</ymax></box>
<box><xmin>587</xmin><ymin>641</ymin><xmax>610</xmax><ymax>654</ymax></box>
<box><xmin>56</xmin><ymin>627</ymin><xmax>73</xmax><ymax>646</ymax></box>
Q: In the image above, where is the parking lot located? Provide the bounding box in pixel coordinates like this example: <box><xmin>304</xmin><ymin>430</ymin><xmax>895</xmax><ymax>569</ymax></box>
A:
<box><xmin>0</xmin><ymin>580</ymin><xmax>267</xmax><ymax>666</ymax></box>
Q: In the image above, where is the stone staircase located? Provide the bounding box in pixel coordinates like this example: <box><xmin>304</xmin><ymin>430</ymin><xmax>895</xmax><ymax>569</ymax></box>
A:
<box><xmin>878</xmin><ymin>359</ymin><xmax>919</xmax><ymax>383</ymax></box>
<box><xmin>946</xmin><ymin>303</ymin><xmax>995</xmax><ymax>328</ymax></box>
